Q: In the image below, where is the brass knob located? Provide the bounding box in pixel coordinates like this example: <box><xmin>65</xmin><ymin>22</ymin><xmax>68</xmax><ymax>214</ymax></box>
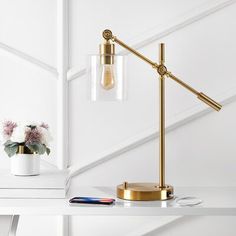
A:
<box><xmin>123</xmin><ymin>181</ymin><xmax>128</xmax><ymax>189</ymax></box>
<box><xmin>103</xmin><ymin>29</ymin><xmax>113</xmax><ymax>40</ymax></box>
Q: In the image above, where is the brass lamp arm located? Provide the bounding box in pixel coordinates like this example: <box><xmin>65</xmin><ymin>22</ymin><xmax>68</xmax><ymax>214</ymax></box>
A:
<box><xmin>102</xmin><ymin>29</ymin><xmax>222</xmax><ymax>111</ymax></box>
<box><xmin>112</xmin><ymin>36</ymin><xmax>158</xmax><ymax>69</ymax></box>
<box><xmin>166</xmin><ymin>72</ymin><xmax>222</xmax><ymax>111</ymax></box>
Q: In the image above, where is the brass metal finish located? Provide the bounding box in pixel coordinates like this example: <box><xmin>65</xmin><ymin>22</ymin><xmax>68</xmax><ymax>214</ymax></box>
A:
<box><xmin>113</xmin><ymin>36</ymin><xmax>158</xmax><ymax>69</ymax></box>
<box><xmin>17</xmin><ymin>145</ymin><xmax>34</xmax><ymax>154</ymax></box>
<box><xmin>18</xmin><ymin>145</ymin><xmax>25</xmax><ymax>154</ymax></box>
<box><xmin>100</xmin><ymin>29</ymin><xmax>222</xmax><ymax>201</ymax></box>
<box><xmin>159</xmin><ymin>76</ymin><xmax>165</xmax><ymax>188</ymax></box>
<box><xmin>159</xmin><ymin>43</ymin><xmax>165</xmax><ymax>64</ymax></box>
<box><xmin>198</xmin><ymin>92</ymin><xmax>222</xmax><ymax>111</ymax></box>
<box><xmin>102</xmin><ymin>29</ymin><xmax>113</xmax><ymax>40</ymax></box>
<box><xmin>159</xmin><ymin>43</ymin><xmax>165</xmax><ymax>188</ymax></box>
<box><xmin>166</xmin><ymin>72</ymin><xmax>199</xmax><ymax>95</ymax></box>
<box><xmin>117</xmin><ymin>183</ymin><xmax>173</xmax><ymax>201</ymax></box>
<box><xmin>99</xmin><ymin>40</ymin><xmax>116</xmax><ymax>89</ymax></box>
<box><xmin>99</xmin><ymin>41</ymin><xmax>115</xmax><ymax>65</ymax></box>
<box><xmin>166</xmin><ymin>72</ymin><xmax>222</xmax><ymax>111</ymax></box>
<box><xmin>157</xmin><ymin>65</ymin><xmax>167</xmax><ymax>76</ymax></box>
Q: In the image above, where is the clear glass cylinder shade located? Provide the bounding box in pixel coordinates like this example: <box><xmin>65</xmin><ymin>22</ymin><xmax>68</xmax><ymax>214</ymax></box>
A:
<box><xmin>88</xmin><ymin>55</ymin><xmax>126</xmax><ymax>101</ymax></box>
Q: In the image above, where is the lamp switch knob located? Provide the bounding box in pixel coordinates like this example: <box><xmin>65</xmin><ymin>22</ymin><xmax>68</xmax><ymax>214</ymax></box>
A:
<box><xmin>123</xmin><ymin>181</ymin><xmax>128</xmax><ymax>189</ymax></box>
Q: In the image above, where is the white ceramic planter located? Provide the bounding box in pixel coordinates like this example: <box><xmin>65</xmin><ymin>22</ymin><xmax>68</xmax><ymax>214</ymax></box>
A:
<box><xmin>11</xmin><ymin>154</ymin><xmax>40</xmax><ymax>176</ymax></box>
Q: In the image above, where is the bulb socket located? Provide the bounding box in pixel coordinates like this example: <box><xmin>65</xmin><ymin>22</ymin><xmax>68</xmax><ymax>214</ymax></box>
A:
<box><xmin>99</xmin><ymin>41</ymin><xmax>115</xmax><ymax>65</ymax></box>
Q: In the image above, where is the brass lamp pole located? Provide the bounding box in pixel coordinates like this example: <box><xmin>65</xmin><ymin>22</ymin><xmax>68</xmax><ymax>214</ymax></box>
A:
<box><xmin>100</xmin><ymin>29</ymin><xmax>222</xmax><ymax>201</ymax></box>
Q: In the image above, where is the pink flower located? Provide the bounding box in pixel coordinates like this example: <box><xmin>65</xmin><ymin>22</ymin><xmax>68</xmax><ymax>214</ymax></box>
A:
<box><xmin>25</xmin><ymin>127</ymin><xmax>42</xmax><ymax>144</ymax></box>
<box><xmin>40</xmin><ymin>122</ymin><xmax>49</xmax><ymax>130</ymax></box>
<box><xmin>3</xmin><ymin>121</ymin><xmax>17</xmax><ymax>139</ymax></box>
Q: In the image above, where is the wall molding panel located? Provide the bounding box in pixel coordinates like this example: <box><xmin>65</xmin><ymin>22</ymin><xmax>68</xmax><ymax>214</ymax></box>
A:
<box><xmin>0</xmin><ymin>0</ymin><xmax>234</xmax><ymax>83</ymax></box>
<box><xmin>0</xmin><ymin>42</ymin><xmax>57</xmax><ymax>76</ymax></box>
<box><xmin>57</xmin><ymin>215</ymin><xmax>69</xmax><ymax>236</ymax></box>
<box><xmin>57</xmin><ymin>0</ymin><xmax>69</xmax><ymax>235</ymax></box>
<box><xmin>67</xmin><ymin>0</ymin><xmax>236</xmax><ymax>81</ymax></box>
<box><xmin>67</xmin><ymin>68</ymin><xmax>86</xmax><ymax>82</ymax></box>
<box><xmin>57</xmin><ymin>0</ymin><xmax>69</xmax><ymax>170</ymax></box>
<box><xmin>69</xmin><ymin>85</ymin><xmax>236</xmax><ymax>178</ymax></box>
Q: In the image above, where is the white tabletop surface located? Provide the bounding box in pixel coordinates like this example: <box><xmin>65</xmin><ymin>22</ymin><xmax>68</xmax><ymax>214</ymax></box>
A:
<box><xmin>0</xmin><ymin>186</ymin><xmax>236</xmax><ymax>216</ymax></box>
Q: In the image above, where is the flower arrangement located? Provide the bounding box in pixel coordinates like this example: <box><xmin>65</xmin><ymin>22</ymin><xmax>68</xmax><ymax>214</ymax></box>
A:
<box><xmin>1</xmin><ymin>121</ymin><xmax>52</xmax><ymax>157</ymax></box>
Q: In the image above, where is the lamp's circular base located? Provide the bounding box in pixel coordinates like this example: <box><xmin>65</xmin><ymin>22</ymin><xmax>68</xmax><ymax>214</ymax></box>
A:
<box><xmin>117</xmin><ymin>183</ymin><xmax>174</xmax><ymax>201</ymax></box>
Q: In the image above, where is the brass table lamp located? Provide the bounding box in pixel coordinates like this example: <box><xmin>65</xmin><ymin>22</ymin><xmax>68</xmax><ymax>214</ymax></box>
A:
<box><xmin>90</xmin><ymin>29</ymin><xmax>222</xmax><ymax>201</ymax></box>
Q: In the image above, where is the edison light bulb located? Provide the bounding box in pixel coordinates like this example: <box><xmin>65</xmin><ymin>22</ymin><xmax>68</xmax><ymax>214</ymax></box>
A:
<box><xmin>101</xmin><ymin>64</ymin><xmax>115</xmax><ymax>90</ymax></box>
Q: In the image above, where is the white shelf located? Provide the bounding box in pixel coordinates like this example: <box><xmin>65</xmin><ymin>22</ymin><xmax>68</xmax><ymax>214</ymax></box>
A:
<box><xmin>0</xmin><ymin>186</ymin><xmax>235</xmax><ymax>215</ymax></box>
<box><xmin>0</xmin><ymin>161</ymin><xmax>68</xmax><ymax>198</ymax></box>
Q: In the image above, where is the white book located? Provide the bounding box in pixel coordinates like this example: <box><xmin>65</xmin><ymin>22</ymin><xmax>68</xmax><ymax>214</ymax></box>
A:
<box><xmin>0</xmin><ymin>162</ymin><xmax>69</xmax><ymax>199</ymax></box>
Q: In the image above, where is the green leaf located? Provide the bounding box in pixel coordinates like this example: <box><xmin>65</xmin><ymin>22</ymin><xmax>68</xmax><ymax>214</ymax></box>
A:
<box><xmin>43</xmin><ymin>144</ymin><xmax>50</xmax><ymax>156</ymax></box>
<box><xmin>4</xmin><ymin>140</ymin><xmax>19</xmax><ymax>148</ymax></box>
<box><xmin>8</xmin><ymin>142</ymin><xmax>18</xmax><ymax>148</ymax></box>
<box><xmin>4</xmin><ymin>140</ymin><xmax>13</xmax><ymax>146</ymax></box>
<box><xmin>26</xmin><ymin>143</ymin><xmax>46</xmax><ymax>155</ymax></box>
<box><xmin>46</xmin><ymin>147</ymin><xmax>50</xmax><ymax>155</ymax></box>
<box><xmin>4</xmin><ymin>145</ymin><xmax>18</xmax><ymax>157</ymax></box>
<box><xmin>38</xmin><ymin>144</ymin><xmax>46</xmax><ymax>155</ymax></box>
<box><xmin>26</xmin><ymin>143</ymin><xmax>38</xmax><ymax>153</ymax></box>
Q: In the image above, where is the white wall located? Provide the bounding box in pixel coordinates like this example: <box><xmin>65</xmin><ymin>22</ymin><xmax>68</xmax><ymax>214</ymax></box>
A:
<box><xmin>69</xmin><ymin>0</ymin><xmax>236</xmax><ymax>169</ymax></box>
<box><xmin>0</xmin><ymin>0</ymin><xmax>57</xmax><ymax>167</ymax></box>
<box><xmin>0</xmin><ymin>0</ymin><xmax>236</xmax><ymax>235</ymax></box>
<box><xmin>72</xmin><ymin>99</ymin><xmax>236</xmax><ymax>187</ymax></box>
